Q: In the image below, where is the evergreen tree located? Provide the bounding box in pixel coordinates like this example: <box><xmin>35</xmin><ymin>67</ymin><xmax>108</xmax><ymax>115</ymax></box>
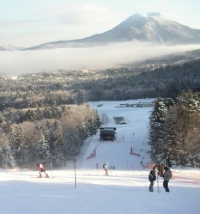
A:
<box><xmin>50</xmin><ymin>120</ymin><xmax>65</xmax><ymax>167</ymax></box>
<box><xmin>148</xmin><ymin>97</ymin><xmax>167</xmax><ymax>163</ymax></box>
<box><xmin>11</xmin><ymin>127</ymin><xmax>26</xmax><ymax>167</ymax></box>
<box><xmin>0</xmin><ymin>131</ymin><xmax>16</xmax><ymax>168</ymax></box>
<box><xmin>35</xmin><ymin>131</ymin><xmax>50</xmax><ymax>163</ymax></box>
<box><xmin>163</xmin><ymin>91</ymin><xmax>200</xmax><ymax>167</ymax></box>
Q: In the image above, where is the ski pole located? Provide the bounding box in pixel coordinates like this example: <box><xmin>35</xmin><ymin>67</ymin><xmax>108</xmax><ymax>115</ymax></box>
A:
<box><xmin>157</xmin><ymin>172</ymin><xmax>159</xmax><ymax>193</ymax></box>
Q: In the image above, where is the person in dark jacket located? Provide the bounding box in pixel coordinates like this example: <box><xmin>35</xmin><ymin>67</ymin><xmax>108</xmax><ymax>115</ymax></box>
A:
<box><xmin>36</xmin><ymin>163</ymin><xmax>49</xmax><ymax>178</ymax></box>
<box><xmin>148</xmin><ymin>165</ymin><xmax>157</xmax><ymax>192</ymax></box>
<box><xmin>162</xmin><ymin>166</ymin><xmax>172</xmax><ymax>192</ymax></box>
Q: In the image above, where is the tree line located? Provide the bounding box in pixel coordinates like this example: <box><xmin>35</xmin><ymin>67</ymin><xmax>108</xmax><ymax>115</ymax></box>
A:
<box><xmin>0</xmin><ymin>104</ymin><xmax>101</xmax><ymax>169</ymax></box>
<box><xmin>148</xmin><ymin>91</ymin><xmax>200</xmax><ymax>167</ymax></box>
<box><xmin>0</xmin><ymin>58</ymin><xmax>200</xmax><ymax>111</ymax></box>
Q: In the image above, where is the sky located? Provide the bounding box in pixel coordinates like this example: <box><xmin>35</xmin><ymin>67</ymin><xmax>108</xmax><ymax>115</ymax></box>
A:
<box><xmin>0</xmin><ymin>99</ymin><xmax>200</xmax><ymax>214</ymax></box>
<box><xmin>1</xmin><ymin>0</ymin><xmax>200</xmax><ymax>47</ymax></box>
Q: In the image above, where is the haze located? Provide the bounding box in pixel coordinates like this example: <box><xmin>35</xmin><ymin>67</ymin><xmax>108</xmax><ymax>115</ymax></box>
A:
<box><xmin>1</xmin><ymin>43</ymin><xmax>200</xmax><ymax>76</ymax></box>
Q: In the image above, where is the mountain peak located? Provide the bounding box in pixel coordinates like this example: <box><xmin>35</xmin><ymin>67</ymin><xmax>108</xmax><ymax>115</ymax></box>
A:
<box><xmin>127</xmin><ymin>12</ymin><xmax>170</xmax><ymax>21</ymax></box>
<box><xmin>22</xmin><ymin>12</ymin><xmax>200</xmax><ymax>50</ymax></box>
<box><xmin>134</xmin><ymin>12</ymin><xmax>162</xmax><ymax>17</ymax></box>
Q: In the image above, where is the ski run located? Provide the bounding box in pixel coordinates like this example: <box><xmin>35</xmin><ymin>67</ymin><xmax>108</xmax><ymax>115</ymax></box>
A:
<box><xmin>0</xmin><ymin>99</ymin><xmax>200</xmax><ymax>214</ymax></box>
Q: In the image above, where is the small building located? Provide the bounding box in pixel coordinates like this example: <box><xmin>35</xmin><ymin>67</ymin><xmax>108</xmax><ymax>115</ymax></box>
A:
<box><xmin>99</xmin><ymin>127</ymin><xmax>116</xmax><ymax>141</ymax></box>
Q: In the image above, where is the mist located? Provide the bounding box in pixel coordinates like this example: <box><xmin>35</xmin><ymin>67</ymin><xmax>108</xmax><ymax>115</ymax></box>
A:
<box><xmin>0</xmin><ymin>42</ymin><xmax>200</xmax><ymax>76</ymax></box>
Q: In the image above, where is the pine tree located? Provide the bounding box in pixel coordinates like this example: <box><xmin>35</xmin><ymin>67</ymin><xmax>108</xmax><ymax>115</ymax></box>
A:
<box><xmin>87</xmin><ymin>106</ymin><xmax>100</xmax><ymax>136</ymax></box>
<box><xmin>163</xmin><ymin>91</ymin><xmax>200</xmax><ymax>167</ymax></box>
<box><xmin>0</xmin><ymin>131</ymin><xmax>16</xmax><ymax>168</ymax></box>
<box><xmin>148</xmin><ymin>97</ymin><xmax>167</xmax><ymax>164</ymax></box>
<box><xmin>35</xmin><ymin>131</ymin><xmax>50</xmax><ymax>163</ymax></box>
<box><xmin>11</xmin><ymin>127</ymin><xmax>26</xmax><ymax>167</ymax></box>
<box><xmin>50</xmin><ymin>120</ymin><xmax>65</xmax><ymax>167</ymax></box>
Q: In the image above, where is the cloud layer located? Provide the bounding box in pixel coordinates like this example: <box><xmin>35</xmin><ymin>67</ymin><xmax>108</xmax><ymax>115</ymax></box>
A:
<box><xmin>1</xmin><ymin>42</ymin><xmax>200</xmax><ymax>76</ymax></box>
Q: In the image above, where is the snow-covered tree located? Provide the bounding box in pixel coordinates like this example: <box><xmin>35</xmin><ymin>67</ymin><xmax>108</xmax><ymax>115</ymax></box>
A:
<box><xmin>50</xmin><ymin>120</ymin><xmax>65</xmax><ymax>167</ymax></box>
<box><xmin>10</xmin><ymin>127</ymin><xmax>26</xmax><ymax>167</ymax></box>
<box><xmin>0</xmin><ymin>131</ymin><xmax>16</xmax><ymax>168</ymax></box>
<box><xmin>163</xmin><ymin>91</ymin><xmax>200</xmax><ymax>167</ymax></box>
<box><xmin>148</xmin><ymin>97</ymin><xmax>167</xmax><ymax>164</ymax></box>
<box><xmin>35</xmin><ymin>131</ymin><xmax>50</xmax><ymax>163</ymax></box>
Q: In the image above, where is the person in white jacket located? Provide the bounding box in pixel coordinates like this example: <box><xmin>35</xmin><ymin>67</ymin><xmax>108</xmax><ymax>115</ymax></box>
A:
<box><xmin>162</xmin><ymin>166</ymin><xmax>172</xmax><ymax>192</ymax></box>
<box><xmin>103</xmin><ymin>163</ymin><xmax>108</xmax><ymax>175</ymax></box>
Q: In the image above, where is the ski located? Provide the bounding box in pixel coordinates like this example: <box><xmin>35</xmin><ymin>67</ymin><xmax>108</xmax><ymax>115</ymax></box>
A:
<box><xmin>31</xmin><ymin>176</ymin><xmax>53</xmax><ymax>179</ymax></box>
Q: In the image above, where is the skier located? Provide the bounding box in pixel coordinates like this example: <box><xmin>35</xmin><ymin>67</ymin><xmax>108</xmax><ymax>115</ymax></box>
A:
<box><xmin>148</xmin><ymin>165</ymin><xmax>157</xmax><ymax>192</ymax></box>
<box><xmin>161</xmin><ymin>166</ymin><xmax>172</xmax><ymax>192</ymax></box>
<box><xmin>157</xmin><ymin>164</ymin><xmax>164</xmax><ymax>176</ymax></box>
<box><xmin>103</xmin><ymin>162</ymin><xmax>108</xmax><ymax>175</ymax></box>
<box><xmin>36</xmin><ymin>163</ymin><xmax>49</xmax><ymax>178</ymax></box>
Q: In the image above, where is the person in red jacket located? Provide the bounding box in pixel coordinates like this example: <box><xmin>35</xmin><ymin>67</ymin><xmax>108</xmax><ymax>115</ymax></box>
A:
<box><xmin>36</xmin><ymin>163</ymin><xmax>49</xmax><ymax>178</ymax></box>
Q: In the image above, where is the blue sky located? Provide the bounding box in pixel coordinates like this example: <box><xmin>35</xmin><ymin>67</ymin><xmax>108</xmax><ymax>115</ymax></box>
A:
<box><xmin>1</xmin><ymin>0</ymin><xmax>200</xmax><ymax>47</ymax></box>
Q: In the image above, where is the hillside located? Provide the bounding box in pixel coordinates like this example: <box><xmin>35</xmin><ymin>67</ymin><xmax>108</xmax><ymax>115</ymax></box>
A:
<box><xmin>0</xmin><ymin>50</ymin><xmax>200</xmax><ymax>113</ymax></box>
<box><xmin>76</xmin><ymin>99</ymin><xmax>153</xmax><ymax>170</ymax></box>
<box><xmin>0</xmin><ymin>99</ymin><xmax>200</xmax><ymax>214</ymax></box>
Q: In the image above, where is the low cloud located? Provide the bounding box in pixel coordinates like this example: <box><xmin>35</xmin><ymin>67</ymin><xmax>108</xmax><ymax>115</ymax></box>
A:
<box><xmin>0</xmin><ymin>42</ymin><xmax>200</xmax><ymax>76</ymax></box>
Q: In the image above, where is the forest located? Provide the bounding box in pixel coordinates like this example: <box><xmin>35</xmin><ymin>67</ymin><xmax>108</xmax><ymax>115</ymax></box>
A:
<box><xmin>1</xmin><ymin>58</ymin><xmax>200</xmax><ymax>113</ymax></box>
<box><xmin>0</xmin><ymin>104</ymin><xmax>101</xmax><ymax>169</ymax></box>
<box><xmin>148</xmin><ymin>91</ymin><xmax>200</xmax><ymax>167</ymax></box>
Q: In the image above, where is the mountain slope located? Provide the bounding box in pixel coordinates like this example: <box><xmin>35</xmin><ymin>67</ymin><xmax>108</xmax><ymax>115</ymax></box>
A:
<box><xmin>24</xmin><ymin>12</ymin><xmax>200</xmax><ymax>50</ymax></box>
<box><xmin>74</xmin><ymin>99</ymin><xmax>153</xmax><ymax>170</ymax></box>
<box><xmin>0</xmin><ymin>100</ymin><xmax>200</xmax><ymax>214</ymax></box>
<box><xmin>85</xmin><ymin>12</ymin><xmax>200</xmax><ymax>44</ymax></box>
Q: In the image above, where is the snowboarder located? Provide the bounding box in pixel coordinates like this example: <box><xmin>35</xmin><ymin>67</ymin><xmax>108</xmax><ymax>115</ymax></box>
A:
<box><xmin>148</xmin><ymin>165</ymin><xmax>156</xmax><ymax>192</ymax></box>
<box><xmin>36</xmin><ymin>163</ymin><xmax>49</xmax><ymax>178</ymax></box>
<box><xmin>103</xmin><ymin>163</ymin><xmax>108</xmax><ymax>175</ymax></box>
<box><xmin>161</xmin><ymin>166</ymin><xmax>172</xmax><ymax>192</ymax></box>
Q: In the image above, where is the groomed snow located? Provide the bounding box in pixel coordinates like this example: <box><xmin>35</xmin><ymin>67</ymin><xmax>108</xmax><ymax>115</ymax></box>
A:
<box><xmin>0</xmin><ymin>99</ymin><xmax>200</xmax><ymax>214</ymax></box>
